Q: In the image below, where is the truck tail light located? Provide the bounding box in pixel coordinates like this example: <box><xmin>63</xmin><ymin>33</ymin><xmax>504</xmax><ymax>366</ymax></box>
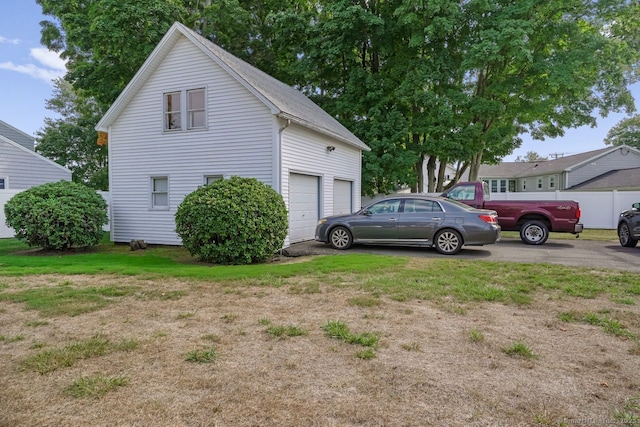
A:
<box><xmin>479</xmin><ymin>214</ymin><xmax>498</xmax><ymax>224</ymax></box>
<box><xmin>576</xmin><ymin>207</ymin><xmax>581</xmax><ymax>219</ymax></box>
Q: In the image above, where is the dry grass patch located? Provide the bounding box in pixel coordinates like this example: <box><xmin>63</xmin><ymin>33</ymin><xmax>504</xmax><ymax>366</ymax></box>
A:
<box><xmin>1</xmin><ymin>274</ymin><xmax>640</xmax><ymax>426</ymax></box>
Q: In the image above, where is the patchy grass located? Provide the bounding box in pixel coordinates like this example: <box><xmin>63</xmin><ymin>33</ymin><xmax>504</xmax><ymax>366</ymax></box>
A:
<box><xmin>186</xmin><ymin>346</ymin><xmax>217</xmax><ymax>363</ymax></box>
<box><xmin>20</xmin><ymin>335</ymin><xmax>138</xmax><ymax>374</ymax></box>
<box><xmin>503</xmin><ymin>341</ymin><xmax>537</xmax><ymax>359</ymax></box>
<box><xmin>65</xmin><ymin>374</ymin><xmax>130</xmax><ymax>399</ymax></box>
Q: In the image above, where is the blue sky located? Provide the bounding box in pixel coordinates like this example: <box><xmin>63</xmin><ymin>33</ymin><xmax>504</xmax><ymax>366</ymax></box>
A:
<box><xmin>1</xmin><ymin>1</ymin><xmax>638</xmax><ymax>161</ymax></box>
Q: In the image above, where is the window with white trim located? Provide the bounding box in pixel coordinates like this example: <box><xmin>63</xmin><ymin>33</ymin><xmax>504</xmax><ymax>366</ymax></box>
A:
<box><xmin>188</xmin><ymin>89</ymin><xmax>205</xmax><ymax>129</ymax></box>
<box><xmin>204</xmin><ymin>175</ymin><xmax>223</xmax><ymax>185</ymax></box>
<box><xmin>522</xmin><ymin>180</ymin><xmax>526</xmax><ymax>191</ymax></box>
<box><xmin>549</xmin><ymin>176</ymin><xmax>555</xmax><ymax>189</ymax></box>
<box><xmin>151</xmin><ymin>177</ymin><xmax>169</xmax><ymax>209</ymax></box>
<box><xmin>0</xmin><ymin>178</ymin><xmax>6</xmax><ymax>189</ymax></box>
<box><xmin>163</xmin><ymin>88</ymin><xmax>206</xmax><ymax>131</ymax></box>
<box><xmin>164</xmin><ymin>92</ymin><xmax>181</xmax><ymax>130</ymax></box>
<box><xmin>537</xmin><ymin>178</ymin><xmax>543</xmax><ymax>189</ymax></box>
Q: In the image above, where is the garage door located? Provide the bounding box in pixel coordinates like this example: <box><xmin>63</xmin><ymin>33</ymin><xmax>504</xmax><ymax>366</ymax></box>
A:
<box><xmin>333</xmin><ymin>179</ymin><xmax>353</xmax><ymax>215</ymax></box>
<box><xmin>289</xmin><ymin>173</ymin><xmax>320</xmax><ymax>243</ymax></box>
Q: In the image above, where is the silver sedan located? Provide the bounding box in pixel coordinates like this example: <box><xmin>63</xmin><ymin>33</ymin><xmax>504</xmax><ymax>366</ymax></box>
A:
<box><xmin>315</xmin><ymin>195</ymin><xmax>501</xmax><ymax>255</ymax></box>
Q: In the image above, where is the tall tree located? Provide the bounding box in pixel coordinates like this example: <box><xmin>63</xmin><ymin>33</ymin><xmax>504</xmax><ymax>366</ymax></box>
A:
<box><xmin>604</xmin><ymin>115</ymin><xmax>640</xmax><ymax>149</ymax></box>
<box><xmin>36</xmin><ymin>79</ymin><xmax>108</xmax><ymax>190</ymax></box>
<box><xmin>515</xmin><ymin>151</ymin><xmax>548</xmax><ymax>162</ymax></box>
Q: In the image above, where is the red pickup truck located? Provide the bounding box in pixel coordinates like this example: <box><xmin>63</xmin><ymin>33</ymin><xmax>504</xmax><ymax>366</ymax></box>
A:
<box><xmin>441</xmin><ymin>181</ymin><xmax>583</xmax><ymax>245</ymax></box>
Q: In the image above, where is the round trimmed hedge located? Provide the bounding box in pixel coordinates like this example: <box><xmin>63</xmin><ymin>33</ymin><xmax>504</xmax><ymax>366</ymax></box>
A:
<box><xmin>4</xmin><ymin>180</ymin><xmax>108</xmax><ymax>250</ymax></box>
<box><xmin>175</xmin><ymin>176</ymin><xmax>288</xmax><ymax>264</ymax></box>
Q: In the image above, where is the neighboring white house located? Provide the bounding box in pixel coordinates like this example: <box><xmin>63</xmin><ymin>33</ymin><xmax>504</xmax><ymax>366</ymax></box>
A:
<box><xmin>96</xmin><ymin>22</ymin><xmax>369</xmax><ymax>246</ymax></box>
<box><xmin>0</xmin><ymin>121</ymin><xmax>71</xmax><ymax>190</ymax></box>
<box><xmin>478</xmin><ymin>145</ymin><xmax>640</xmax><ymax>193</ymax></box>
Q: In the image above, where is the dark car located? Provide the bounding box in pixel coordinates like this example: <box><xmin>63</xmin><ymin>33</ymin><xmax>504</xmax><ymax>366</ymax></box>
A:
<box><xmin>315</xmin><ymin>195</ymin><xmax>501</xmax><ymax>255</ymax></box>
<box><xmin>618</xmin><ymin>202</ymin><xmax>640</xmax><ymax>248</ymax></box>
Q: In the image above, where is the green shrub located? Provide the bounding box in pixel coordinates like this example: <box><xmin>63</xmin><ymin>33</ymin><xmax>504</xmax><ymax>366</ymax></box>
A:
<box><xmin>4</xmin><ymin>181</ymin><xmax>108</xmax><ymax>250</ymax></box>
<box><xmin>175</xmin><ymin>176</ymin><xmax>288</xmax><ymax>264</ymax></box>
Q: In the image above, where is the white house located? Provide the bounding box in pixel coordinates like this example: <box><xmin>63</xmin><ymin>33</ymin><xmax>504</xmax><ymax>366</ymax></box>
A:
<box><xmin>96</xmin><ymin>22</ymin><xmax>369</xmax><ymax>246</ymax></box>
<box><xmin>0</xmin><ymin>121</ymin><xmax>71</xmax><ymax>190</ymax></box>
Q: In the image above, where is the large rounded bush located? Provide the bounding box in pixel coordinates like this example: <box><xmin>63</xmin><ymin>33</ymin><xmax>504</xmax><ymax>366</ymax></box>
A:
<box><xmin>4</xmin><ymin>181</ymin><xmax>108</xmax><ymax>250</ymax></box>
<box><xmin>175</xmin><ymin>176</ymin><xmax>288</xmax><ymax>264</ymax></box>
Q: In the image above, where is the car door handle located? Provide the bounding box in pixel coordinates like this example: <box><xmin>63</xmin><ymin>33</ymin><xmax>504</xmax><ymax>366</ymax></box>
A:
<box><xmin>431</xmin><ymin>217</ymin><xmax>442</xmax><ymax>221</ymax></box>
<box><xmin>388</xmin><ymin>218</ymin><xmax>398</xmax><ymax>221</ymax></box>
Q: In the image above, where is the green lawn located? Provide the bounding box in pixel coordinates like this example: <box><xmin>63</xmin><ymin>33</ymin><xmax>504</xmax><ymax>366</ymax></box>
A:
<box><xmin>0</xmin><ymin>231</ymin><xmax>637</xmax><ymax>306</ymax></box>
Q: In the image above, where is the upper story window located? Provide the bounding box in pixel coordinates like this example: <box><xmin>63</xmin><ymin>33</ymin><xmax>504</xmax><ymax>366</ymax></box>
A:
<box><xmin>164</xmin><ymin>92</ymin><xmax>181</xmax><ymax>131</ymax></box>
<box><xmin>549</xmin><ymin>176</ymin><xmax>555</xmax><ymax>189</ymax></box>
<box><xmin>188</xmin><ymin>89</ymin><xmax>205</xmax><ymax>129</ymax></box>
<box><xmin>151</xmin><ymin>176</ymin><xmax>169</xmax><ymax>209</ymax></box>
<box><xmin>163</xmin><ymin>88</ymin><xmax>206</xmax><ymax>132</ymax></box>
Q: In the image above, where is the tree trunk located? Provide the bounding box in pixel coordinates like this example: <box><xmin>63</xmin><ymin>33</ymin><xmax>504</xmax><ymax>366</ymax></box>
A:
<box><xmin>436</xmin><ymin>160</ymin><xmax>447</xmax><ymax>192</ymax></box>
<box><xmin>468</xmin><ymin>151</ymin><xmax>483</xmax><ymax>181</ymax></box>
<box><xmin>426</xmin><ymin>155</ymin><xmax>436</xmax><ymax>193</ymax></box>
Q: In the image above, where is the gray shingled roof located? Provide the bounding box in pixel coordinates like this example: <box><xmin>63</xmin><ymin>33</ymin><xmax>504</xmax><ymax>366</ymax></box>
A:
<box><xmin>568</xmin><ymin>167</ymin><xmax>640</xmax><ymax>190</ymax></box>
<box><xmin>0</xmin><ymin>120</ymin><xmax>34</xmax><ymax>151</ymax></box>
<box><xmin>479</xmin><ymin>147</ymin><xmax>619</xmax><ymax>178</ymax></box>
<box><xmin>97</xmin><ymin>22</ymin><xmax>369</xmax><ymax>151</ymax></box>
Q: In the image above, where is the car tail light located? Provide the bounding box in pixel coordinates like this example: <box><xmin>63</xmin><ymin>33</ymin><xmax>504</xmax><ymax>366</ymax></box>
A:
<box><xmin>479</xmin><ymin>214</ymin><xmax>498</xmax><ymax>224</ymax></box>
<box><xmin>575</xmin><ymin>207</ymin><xmax>581</xmax><ymax>219</ymax></box>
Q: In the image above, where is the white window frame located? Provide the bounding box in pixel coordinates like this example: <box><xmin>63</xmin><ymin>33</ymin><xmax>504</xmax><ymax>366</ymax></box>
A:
<box><xmin>203</xmin><ymin>174</ymin><xmax>224</xmax><ymax>185</ymax></box>
<box><xmin>522</xmin><ymin>180</ymin><xmax>526</xmax><ymax>191</ymax></box>
<box><xmin>0</xmin><ymin>177</ymin><xmax>6</xmax><ymax>190</ymax></box>
<box><xmin>163</xmin><ymin>91</ymin><xmax>181</xmax><ymax>131</ymax></box>
<box><xmin>537</xmin><ymin>178</ymin><xmax>543</xmax><ymax>189</ymax></box>
<box><xmin>549</xmin><ymin>176</ymin><xmax>555</xmax><ymax>189</ymax></box>
<box><xmin>150</xmin><ymin>176</ymin><xmax>169</xmax><ymax>210</ymax></box>
<box><xmin>163</xmin><ymin>87</ymin><xmax>207</xmax><ymax>132</ymax></box>
<box><xmin>187</xmin><ymin>89</ymin><xmax>206</xmax><ymax>129</ymax></box>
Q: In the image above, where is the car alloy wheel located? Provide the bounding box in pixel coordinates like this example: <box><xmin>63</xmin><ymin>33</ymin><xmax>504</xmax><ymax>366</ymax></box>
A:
<box><xmin>329</xmin><ymin>226</ymin><xmax>353</xmax><ymax>250</ymax></box>
<box><xmin>435</xmin><ymin>229</ymin><xmax>462</xmax><ymax>255</ymax></box>
<box><xmin>618</xmin><ymin>222</ymin><xmax>638</xmax><ymax>248</ymax></box>
<box><xmin>520</xmin><ymin>220</ymin><xmax>549</xmax><ymax>245</ymax></box>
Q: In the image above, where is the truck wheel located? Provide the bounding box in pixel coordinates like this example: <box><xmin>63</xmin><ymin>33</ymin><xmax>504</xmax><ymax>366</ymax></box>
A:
<box><xmin>519</xmin><ymin>220</ymin><xmax>549</xmax><ymax>245</ymax></box>
<box><xmin>618</xmin><ymin>222</ymin><xmax>638</xmax><ymax>248</ymax></box>
<box><xmin>329</xmin><ymin>226</ymin><xmax>353</xmax><ymax>250</ymax></box>
<box><xmin>434</xmin><ymin>229</ymin><xmax>463</xmax><ymax>255</ymax></box>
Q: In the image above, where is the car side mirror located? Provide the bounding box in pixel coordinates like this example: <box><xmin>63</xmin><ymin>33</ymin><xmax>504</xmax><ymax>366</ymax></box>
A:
<box><xmin>361</xmin><ymin>208</ymin><xmax>371</xmax><ymax>216</ymax></box>
<box><xmin>633</xmin><ymin>202</ymin><xmax>640</xmax><ymax>210</ymax></box>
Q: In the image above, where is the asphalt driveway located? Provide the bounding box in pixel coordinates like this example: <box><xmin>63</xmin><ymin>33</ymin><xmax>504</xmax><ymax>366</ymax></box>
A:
<box><xmin>284</xmin><ymin>237</ymin><xmax>640</xmax><ymax>273</ymax></box>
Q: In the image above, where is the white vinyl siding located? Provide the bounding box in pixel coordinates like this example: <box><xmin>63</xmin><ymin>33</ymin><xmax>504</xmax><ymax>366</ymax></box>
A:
<box><xmin>108</xmin><ymin>37</ymin><xmax>273</xmax><ymax>244</ymax></box>
<box><xmin>0</xmin><ymin>136</ymin><xmax>71</xmax><ymax>190</ymax></box>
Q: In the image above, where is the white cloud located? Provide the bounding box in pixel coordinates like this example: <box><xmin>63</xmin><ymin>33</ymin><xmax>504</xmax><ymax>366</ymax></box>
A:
<box><xmin>0</xmin><ymin>36</ymin><xmax>20</xmax><ymax>44</ymax></box>
<box><xmin>0</xmin><ymin>47</ymin><xmax>66</xmax><ymax>84</ymax></box>
<box><xmin>30</xmin><ymin>47</ymin><xmax>66</xmax><ymax>71</ymax></box>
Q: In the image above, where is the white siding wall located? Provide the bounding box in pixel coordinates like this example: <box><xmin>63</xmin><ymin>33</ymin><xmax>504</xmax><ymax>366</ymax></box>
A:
<box><xmin>109</xmin><ymin>37</ymin><xmax>274</xmax><ymax>244</ymax></box>
<box><xmin>568</xmin><ymin>150</ymin><xmax>640</xmax><ymax>188</ymax></box>
<box><xmin>0</xmin><ymin>138</ymin><xmax>71</xmax><ymax>189</ymax></box>
<box><xmin>281</xmin><ymin>124</ymin><xmax>362</xmax><ymax>244</ymax></box>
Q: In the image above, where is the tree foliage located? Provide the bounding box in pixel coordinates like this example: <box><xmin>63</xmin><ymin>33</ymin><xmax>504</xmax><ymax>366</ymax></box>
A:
<box><xmin>515</xmin><ymin>152</ymin><xmax>548</xmax><ymax>163</ymax></box>
<box><xmin>36</xmin><ymin>0</ymin><xmax>640</xmax><ymax>196</ymax></box>
<box><xmin>4</xmin><ymin>181</ymin><xmax>108</xmax><ymax>250</ymax></box>
<box><xmin>605</xmin><ymin>115</ymin><xmax>640</xmax><ymax>149</ymax></box>
<box><xmin>36</xmin><ymin>79</ymin><xmax>108</xmax><ymax>190</ymax></box>
<box><xmin>175</xmin><ymin>177</ymin><xmax>288</xmax><ymax>265</ymax></box>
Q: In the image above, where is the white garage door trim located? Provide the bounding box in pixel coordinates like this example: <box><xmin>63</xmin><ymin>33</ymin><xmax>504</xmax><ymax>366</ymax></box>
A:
<box><xmin>333</xmin><ymin>179</ymin><xmax>353</xmax><ymax>215</ymax></box>
<box><xmin>289</xmin><ymin>173</ymin><xmax>320</xmax><ymax>243</ymax></box>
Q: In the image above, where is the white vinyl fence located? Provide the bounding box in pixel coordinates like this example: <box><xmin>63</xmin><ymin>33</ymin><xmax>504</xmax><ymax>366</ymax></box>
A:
<box><xmin>1</xmin><ymin>190</ymin><xmax>110</xmax><ymax>239</ymax></box>
<box><xmin>364</xmin><ymin>190</ymin><xmax>640</xmax><ymax>230</ymax></box>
